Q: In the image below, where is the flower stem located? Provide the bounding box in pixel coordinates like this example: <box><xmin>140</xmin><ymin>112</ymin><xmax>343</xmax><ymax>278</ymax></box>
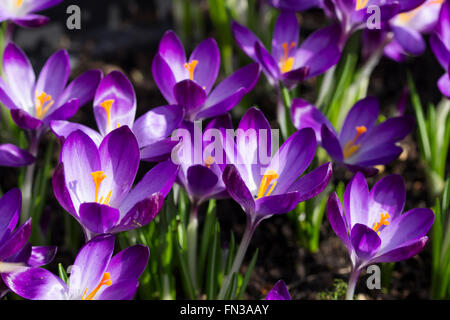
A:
<box><xmin>346</xmin><ymin>268</ymin><xmax>362</xmax><ymax>300</ymax></box>
<box><xmin>217</xmin><ymin>218</ymin><xmax>255</xmax><ymax>300</ymax></box>
<box><xmin>21</xmin><ymin>132</ymin><xmax>38</xmax><ymax>223</ymax></box>
<box><xmin>187</xmin><ymin>202</ymin><xmax>199</xmax><ymax>293</ymax></box>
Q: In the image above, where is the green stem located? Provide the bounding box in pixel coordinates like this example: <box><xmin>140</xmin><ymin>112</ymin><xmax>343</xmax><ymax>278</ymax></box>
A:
<box><xmin>346</xmin><ymin>268</ymin><xmax>361</xmax><ymax>300</ymax></box>
<box><xmin>187</xmin><ymin>203</ymin><xmax>199</xmax><ymax>293</ymax></box>
<box><xmin>217</xmin><ymin>219</ymin><xmax>255</xmax><ymax>300</ymax></box>
<box><xmin>21</xmin><ymin>132</ymin><xmax>38</xmax><ymax>223</ymax></box>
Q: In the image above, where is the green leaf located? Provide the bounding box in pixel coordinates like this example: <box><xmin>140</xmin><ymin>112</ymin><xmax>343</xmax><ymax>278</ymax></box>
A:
<box><xmin>237</xmin><ymin>248</ymin><xmax>259</xmax><ymax>300</ymax></box>
<box><xmin>58</xmin><ymin>263</ymin><xmax>68</xmax><ymax>284</ymax></box>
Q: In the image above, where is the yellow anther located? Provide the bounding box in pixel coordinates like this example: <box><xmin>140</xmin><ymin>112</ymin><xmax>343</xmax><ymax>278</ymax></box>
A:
<box><xmin>205</xmin><ymin>156</ymin><xmax>214</xmax><ymax>168</ymax></box>
<box><xmin>91</xmin><ymin>171</ymin><xmax>107</xmax><ymax>203</ymax></box>
<box><xmin>343</xmin><ymin>125</ymin><xmax>367</xmax><ymax>159</ymax></box>
<box><xmin>184</xmin><ymin>60</ymin><xmax>199</xmax><ymax>81</ymax></box>
<box><xmin>372</xmin><ymin>212</ymin><xmax>390</xmax><ymax>234</ymax></box>
<box><xmin>14</xmin><ymin>0</ymin><xmax>23</xmax><ymax>8</ymax></box>
<box><xmin>81</xmin><ymin>273</ymin><xmax>112</xmax><ymax>300</ymax></box>
<box><xmin>356</xmin><ymin>0</ymin><xmax>369</xmax><ymax>10</ymax></box>
<box><xmin>35</xmin><ymin>91</ymin><xmax>54</xmax><ymax>119</ymax></box>
<box><xmin>256</xmin><ymin>170</ymin><xmax>279</xmax><ymax>199</ymax></box>
<box><xmin>100</xmin><ymin>99</ymin><xmax>114</xmax><ymax>130</ymax></box>
<box><xmin>280</xmin><ymin>42</ymin><xmax>296</xmax><ymax>74</ymax></box>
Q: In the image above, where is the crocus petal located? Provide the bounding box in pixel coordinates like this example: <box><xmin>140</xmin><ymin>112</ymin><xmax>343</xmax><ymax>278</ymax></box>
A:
<box><xmin>28</xmin><ymin>246</ymin><xmax>57</xmax><ymax>267</ymax></box>
<box><xmin>344</xmin><ymin>172</ymin><xmax>369</xmax><ymax>229</ymax></box>
<box><xmin>173</xmin><ymin>79</ymin><xmax>207</xmax><ymax>118</ymax></box>
<box><xmin>272</xmin><ymin>10</ymin><xmax>299</xmax><ymax>63</ymax></box>
<box><xmin>254</xmin><ymin>41</ymin><xmax>280</xmax><ymax>81</ymax></box>
<box><xmin>268</xmin><ymin>128</ymin><xmax>316</xmax><ymax>194</ymax></box>
<box><xmin>255</xmin><ymin>192</ymin><xmax>302</xmax><ymax>216</ymax></box>
<box><xmin>98</xmin><ymin>126</ymin><xmax>140</xmax><ymax>207</ymax></box>
<box><xmin>327</xmin><ymin>192</ymin><xmax>351</xmax><ymax>247</ymax></box>
<box><xmin>321</xmin><ymin>125</ymin><xmax>344</xmax><ymax>162</ymax></box>
<box><xmin>0</xmin><ymin>78</ymin><xmax>19</xmax><ymax>110</ymax></box>
<box><xmin>2</xmin><ymin>267</ymin><xmax>67</xmax><ymax>300</ymax></box>
<box><xmin>377</xmin><ymin>208</ymin><xmax>434</xmax><ymax>254</ymax></box>
<box><xmin>97</xmin><ymin>279</ymin><xmax>139</xmax><ymax>300</ymax></box>
<box><xmin>384</xmin><ymin>39</ymin><xmax>407</xmax><ymax>62</ymax></box>
<box><xmin>350</xmin><ymin>223</ymin><xmax>381</xmax><ymax>260</ymax></box>
<box><xmin>231</xmin><ymin>21</ymin><xmax>265</xmax><ymax>61</ymax></box>
<box><xmin>287</xmin><ymin>162</ymin><xmax>333</xmax><ymax>202</ymax></box>
<box><xmin>27</xmin><ymin>0</ymin><xmax>64</xmax><ymax>12</ymax></box>
<box><xmin>2</xmin><ymin>43</ymin><xmax>36</xmax><ymax>110</ymax></box>
<box><xmin>371</xmin><ymin>236</ymin><xmax>429</xmax><ymax>263</ymax></box>
<box><xmin>57</xmin><ymin>69</ymin><xmax>103</xmax><ymax>108</ymax></box>
<box><xmin>61</xmin><ymin>130</ymin><xmax>101</xmax><ymax>212</ymax></box>
<box><xmin>350</xmin><ymin>144</ymin><xmax>403</xmax><ymax>167</ymax></box>
<box><xmin>79</xmin><ymin>202</ymin><xmax>120</xmax><ymax>235</ymax></box>
<box><xmin>35</xmin><ymin>50</ymin><xmax>70</xmax><ymax>100</ymax></box>
<box><xmin>119</xmin><ymin>160</ymin><xmax>178</xmax><ymax>215</ymax></box>
<box><xmin>392</xmin><ymin>25</ymin><xmax>426</xmax><ymax>56</ymax></box>
<box><xmin>430</xmin><ymin>34</ymin><xmax>450</xmax><ymax>69</ymax></box>
<box><xmin>139</xmin><ymin>138</ymin><xmax>180</xmax><ymax>162</ymax></box>
<box><xmin>266</xmin><ymin>280</ymin><xmax>291</xmax><ymax>300</ymax></box>
<box><xmin>11</xmin><ymin>14</ymin><xmax>49</xmax><ymax>28</ymax></box>
<box><xmin>157</xmin><ymin>30</ymin><xmax>188</xmax><ymax>81</ymax></box>
<box><xmin>267</xmin><ymin>0</ymin><xmax>319</xmax><ymax>11</ymax></box>
<box><xmin>69</xmin><ymin>234</ymin><xmax>115</xmax><ymax>298</ymax></box>
<box><xmin>438</xmin><ymin>73</ymin><xmax>450</xmax><ymax>98</ymax></box>
<box><xmin>10</xmin><ymin>109</ymin><xmax>42</xmax><ymax>130</ymax></box>
<box><xmin>0</xmin><ymin>219</ymin><xmax>31</xmax><ymax>260</ymax></box>
<box><xmin>132</xmin><ymin>105</ymin><xmax>184</xmax><ymax>148</ymax></box>
<box><xmin>106</xmin><ymin>245</ymin><xmax>150</xmax><ymax>283</ymax></box>
<box><xmin>51</xmin><ymin>163</ymin><xmax>76</xmax><ymax>215</ymax></box>
<box><xmin>50</xmin><ymin>120</ymin><xmax>103</xmax><ymax>147</ymax></box>
<box><xmin>194</xmin><ymin>87</ymin><xmax>247</xmax><ymax>120</ymax></box>
<box><xmin>290</xmin><ymin>98</ymin><xmax>335</xmax><ymax>143</ymax></box>
<box><xmin>152</xmin><ymin>53</ymin><xmax>177</xmax><ymax>104</ymax></box>
<box><xmin>339</xmin><ymin>97</ymin><xmax>379</xmax><ymax>145</ymax></box>
<box><xmin>186</xmin><ymin>165</ymin><xmax>219</xmax><ymax>201</ymax></box>
<box><xmin>281</xmin><ymin>66</ymin><xmax>310</xmax><ymax>88</ymax></box>
<box><xmin>189</xmin><ymin>38</ymin><xmax>220</xmax><ymax>94</ymax></box>
<box><xmin>367</xmin><ymin>174</ymin><xmax>405</xmax><ymax>225</ymax></box>
<box><xmin>94</xmin><ymin>71</ymin><xmax>136</xmax><ymax>136</ymax></box>
<box><xmin>205</xmin><ymin>63</ymin><xmax>260</xmax><ymax>109</ymax></box>
<box><xmin>222</xmin><ymin>164</ymin><xmax>255</xmax><ymax>215</ymax></box>
<box><xmin>0</xmin><ymin>144</ymin><xmax>35</xmax><ymax>167</ymax></box>
<box><xmin>113</xmin><ymin>193</ymin><xmax>164</xmax><ymax>232</ymax></box>
<box><xmin>0</xmin><ymin>188</ymin><xmax>22</xmax><ymax>242</ymax></box>
<box><xmin>43</xmin><ymin>98</ymin><xmax>80</xmax><ymax>123</ymax></box>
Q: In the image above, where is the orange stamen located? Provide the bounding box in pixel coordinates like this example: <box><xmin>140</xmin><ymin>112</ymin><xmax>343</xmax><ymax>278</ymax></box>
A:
<box><xmin>14</xmin><ymin>0</ymin><xmax>23</xmax><ymax>8</ymax></box>
<box><xmin>100</xmin><ymin>99</ymin><xmax>114</xmax><ymax>130</ymax></box>
<box><xmin>81</xmin><ymin>273</ymin><xmax>112</xmax><ymax>300</ymax></box>
<box><xmin>184</xmin><ymin>60</ymin><xmax>198</xmax><ymax>81</ymax></box>
<box><xmin>35</xmin><ymin>91</ymin><xmax>54</xmax><ymax>119</ymax></box>
<box><xmin>343</xmin><ymin>125</ymin><xmax>367</xmax><ymax>159</ymax></box>
<box><xmin>356</xmin><ymin>0</ymin><xmax>369</xmax><ymax>10</ymax></box>
<box><xmin>91</xmin><ymin>171</ymin><xmax>107</xmax><ymax>203</ymax></box>
<box><xmin>280</xmin><ymin>42</ymin><xmax>296</xmax><ymax>74</ymax></box>
<box><xmin>256</xmin><ymin>170</ymin><xmax>278</xmax><ymax>199</ymax></box>
<box><xmin>372</xmin><ymin>212</ymin><xmax>390</xmax><ymax>234</ymax></box>
<box><xmin>205</xmin><ymin>156</ymin><xmax>214</xmax><ymax>168</ymax></box>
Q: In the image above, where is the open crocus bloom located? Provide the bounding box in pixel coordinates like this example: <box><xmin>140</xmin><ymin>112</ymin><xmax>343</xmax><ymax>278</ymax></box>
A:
<box><xmin>232</xmin><ymin>10</ymin><xmax>341</xmax><ymax>88</ymax></box>
<box><xmin>327</xmin><ymin>172</ymin><xmax>434</xmax><ymax>272</ymax></box>
<box><xmin>221</xmin><ymin>107</ymin><xmax>332</xmax><ymax>228</ymax></box>
<box><xmin>52</xmin><ymin>126</ymin><xmax>179</xmax><ymax>240</ymax></box>
<box><xmin>0</xmin><ymin>43</ymin><xmax>102</xmax><ymax>137</ymax></box>
<box><xmin>265</xmin><ymin>280</ymin><xmax>291</xmax><ymax>300</ymax></box>
<box><xmin>266</xmin><ymin>0</ymin><xmax>320</xmax><ymax>11</ymax></box>
<box><xmin>2</xmin><ymin>234</ymin><xmax>149</xmax><ymax>300</ymax></box>
<box><xmin>50</xmin><ymin>71</ymin><xmax>184</xmax><ymax>162</ymax></box>
<box><xmin>152</xmin><ymin>30</ymin><xmax>260</xmax><ymax>121</ymax></box>
<box><xmin>0</xmin><ymin>0</ymin><xmax>62</xmax><ymax>28</ymax></box>
<box><xmin>0</xmin><ymin>188</ymin><xmax>56</xmax><ymax>298</ymax></box>
<box><xmin>430</xmin><ymin>0</ymin><xmax>450</xmax><ymax>97</ymax></box>
<box><xmin>291</xmin><ymin>97</ymin><xmax>414</xmax><ymax>176</ymax></box>
<box><xmin>173</xmin><ymin>115</ymin><xmax>233</xmax><ymax>206</ymax></box>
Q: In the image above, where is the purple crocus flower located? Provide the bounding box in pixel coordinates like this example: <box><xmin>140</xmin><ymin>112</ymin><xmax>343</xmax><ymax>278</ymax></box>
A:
<box><xmin>0</xmin><ymin>43</ymin><xmax>102</xmax><ymax>138</ymax></box>
<box><xmin>327</xmin><ymin>172</ymin><xmax>434</xmax><ymax>299</ymax></box>
<box><xmin>222</xmin><ymin>107</ymin><xmax>332</xmax><ymax>229</ymax></box>
<box><xmin>50</xmin><ymin>71</ymin><xmax>184</xmax><ymax>162</ymax></box>
<box><xmin>232</xmin><ymin>10</ymin><xmax>341</xmax><ymax>88</ymax></box>
<box><xmin>430</xmin><ymin>0</ymin><xmax>450</xmax><ymax>97</ymax></box>
<box><xmin>0</xmin><ymin>0</ymin><xmax>63</xmax><ymax>28</ymax></box>
<box><xmin>266</xmin><ymin>0</ymin><xmax>320</xmax><ymax>11</ymax></box>
<box><xmin>152</xmin><ymin>30</ymin><xmax>260</xmax><ymax>121</ymax></box>
<box><xmin>0</xmin><ymin>142</ymin><xmax>35</xmax><ymax>167</ymax></box>
<box><xmin>2</xmin><ymin>234</ymin><xmax>149</xmax><ymax>300</ymax></box>
<box><xmin>291</xmin><ymin>97</ymin><xmax>414</xmax><ymax>176</ymax></box>
<box><xmin>0</xmin><ymin>188</ymin><xmax>56</xmax><ymax>298</ymax></box>
<box><xmin>266</xmin><ymin>280</ymin><xmax>291</xmax><ymax>300</ymax></box>
<box><xmin>52</xmin><ymin>126</ymin><xmax>179</xmax><ymax>240</ymax></box>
